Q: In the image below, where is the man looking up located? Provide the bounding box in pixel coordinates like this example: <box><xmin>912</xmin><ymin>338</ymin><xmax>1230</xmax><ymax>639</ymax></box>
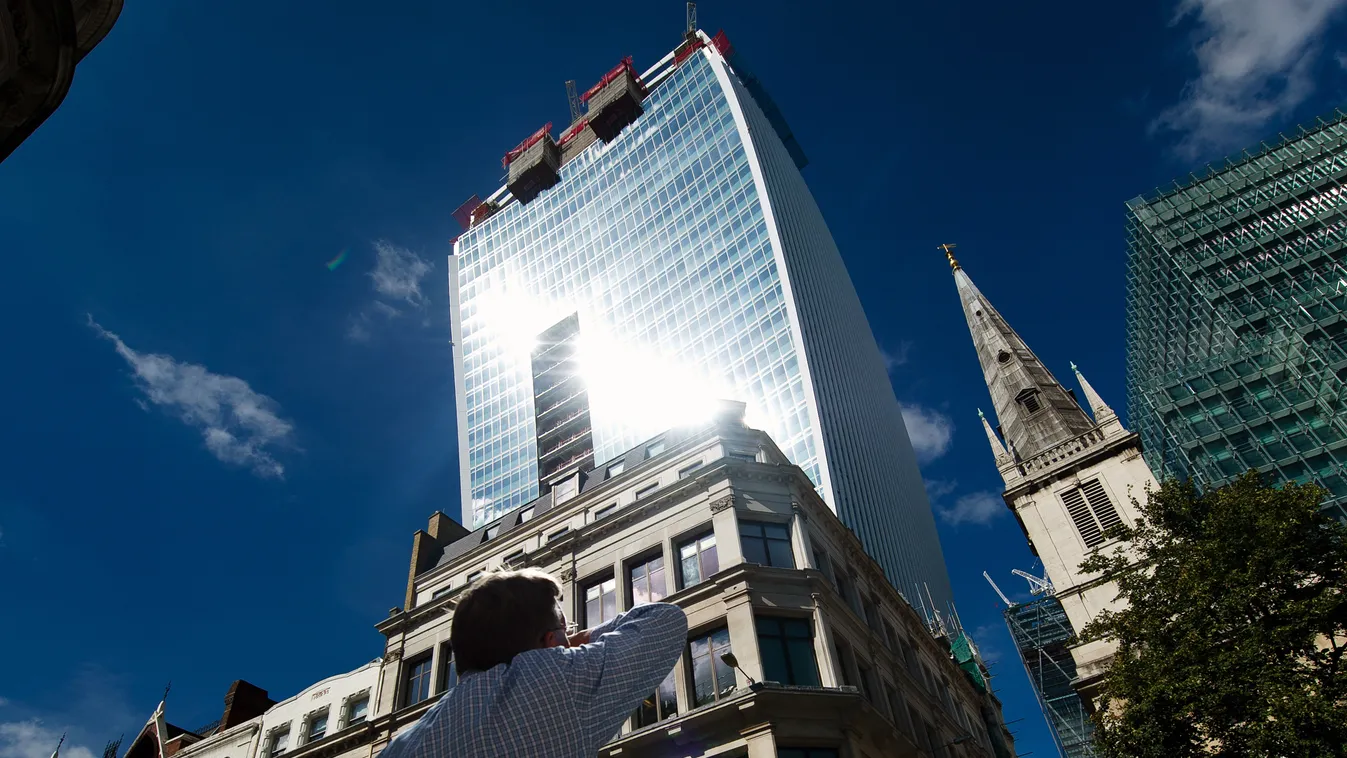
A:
<box><xmin>377</xmin><ymin>568</ymin><xmax>688</xmax><ymax>758</ymax></box>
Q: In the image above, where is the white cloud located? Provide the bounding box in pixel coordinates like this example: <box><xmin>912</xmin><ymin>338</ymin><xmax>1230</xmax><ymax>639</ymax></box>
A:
<box><xmin>1154</xmin><ymin>0</ymin><xmax>1347</xmax><ymax>158</ymax></box>
<box><xmin>880</xmin><ymin>341</ymin><xmax>913</xmax><ymax>373</ymax></box>
<box><xmin>368</xmin><ymin>240</ymin><xmax>432</xmax><ymax>307</ymax></box>
<box><xmin>88</xmin><ymin>318</ymin><xmax>294</xmax><ymax>478</ymax></box>
<box><xmin>936</xmin><ymin>491</ymin><xmax>1006</xmax><ymax>527</ymax></box>
<box><xmin>0</xmin><ymin>721</ymin><xmax>96</xmax><ymax>758</ymax></box>
<box><xmin>900</xmin><ymin>404</ymin><xmax>954</xmax><ymax>464</ymax></box>
<box><xmin>347</xmin><ymin>242</ymin><xmax>435</xmax><ymax>343</ymax></box>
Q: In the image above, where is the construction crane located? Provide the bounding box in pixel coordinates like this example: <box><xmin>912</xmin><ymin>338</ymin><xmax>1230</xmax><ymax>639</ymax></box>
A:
<box><xmin>565</xmin><ymin>80</ymin><xmax>582</xmax><ymax>123</ymax></box>
<box><xmin>983</xmin><ymin>571</ymin><xmax>1013</xmax><ymax>607</ymax></box>
<box><xmin>1012</xmin><ymin>568</ymin><xmax>1055</xmax><ymax>596</ymax></box>
<box><xmin>686</xmin><ymin>2</ymin><xmax>696</xmax><ymax>34</ymax></box>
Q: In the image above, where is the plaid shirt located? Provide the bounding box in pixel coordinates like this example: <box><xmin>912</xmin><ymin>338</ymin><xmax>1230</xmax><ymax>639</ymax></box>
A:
<box><xmin>378</xmin><ymin>603</ymin><xmax>688</xmax><ymax>758</ymax></box>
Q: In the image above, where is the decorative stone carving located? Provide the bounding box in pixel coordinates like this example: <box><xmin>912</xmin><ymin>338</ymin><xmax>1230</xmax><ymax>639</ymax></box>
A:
<box><xmin>558</xmin><ymin>567</ymin><xmax>576</xmax><ymax>582</ymax></box>
<box><xmin>383</xmin><ymin>647</ymin><xmax>402</xmax><ymax>662</ymax></box>
<box><xmin>709</xmin><ymin>495</ymin><xmax>735</xmax><ymax>513</ymax></box>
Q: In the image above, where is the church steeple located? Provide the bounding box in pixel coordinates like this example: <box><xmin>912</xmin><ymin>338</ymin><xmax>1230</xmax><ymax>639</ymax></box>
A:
<box><xmin>950</xmin><ymin>253</ymin><xmax>1095</xmax><ymax>460</ymax></box>
<box><xmin>1071</xmin><ymin>361</ymin><xmax>1116</xmax><ymax>422</ymax></box>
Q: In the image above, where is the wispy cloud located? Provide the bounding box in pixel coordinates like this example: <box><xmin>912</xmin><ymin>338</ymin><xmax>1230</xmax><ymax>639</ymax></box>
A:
<box><xmin>88</xmin><ymin>318</ymin><xmax>295</xmax><ymax>478</ymax></box>
<box><xmin>0</xmin><ymin>698</ymin><xmax>8</xmax><ymax>708</ymax></box>
<box><xmin>880</xmin><ymin>341</ymin><xmax>913</xmax><ymax>373</ymax></box>
<box><xmin>369</xmin><ymin>240</ymin><xmax>433</xmax><ymax>307</ymax></box>
<box><xmin>899</xmin><ymin>403</ymin><xmax>954</xmax><ymax>464</ymax></box>
<box><xmin>935</xmin><ymin>491</ymin><xmax>1006</xmax><ymax>527</ymax></box>
<box><xmin>0</xmin><ymin>721</ymin><xmax>97</xmax><ymax>758</ymax></box>
<box><xmin>347</xmin><ymin>241</ymin><xmax>435</xmax><ymax>342</ymax></box>
<box><xmin>1154</xmin><ymin>0</ymin><xmax>1347</xmax><ymax>158</ymax></box>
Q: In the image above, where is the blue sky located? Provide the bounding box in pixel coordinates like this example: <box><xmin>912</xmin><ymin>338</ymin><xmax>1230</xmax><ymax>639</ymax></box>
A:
<box><xmin>1</xmin><ymin>1</ymin><xmax>1345</xmax><ymax>756</ymax></box>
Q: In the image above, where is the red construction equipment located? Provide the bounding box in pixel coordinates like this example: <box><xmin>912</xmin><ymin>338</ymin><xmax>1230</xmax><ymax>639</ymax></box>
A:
<box><xmin>502</xmin><ymin>122</ymin><xmax>554</xmax><ymax>170</ymax></box>
<box><xmin>583</xmin><ymin>56</ymin><xmax>648</xmax><ymax>143</ymax></box>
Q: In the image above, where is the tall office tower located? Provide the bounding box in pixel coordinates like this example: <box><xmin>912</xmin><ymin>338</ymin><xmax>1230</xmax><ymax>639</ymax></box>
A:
<box><xmin>1125</xmin><ymin>111</ymin><xmax>1347</xmax><ymax>519</ymax></box>
<box><xmin>450</xmin><ymin>30</ymin><xmax>952</xmax><ymax>607</ymax></box>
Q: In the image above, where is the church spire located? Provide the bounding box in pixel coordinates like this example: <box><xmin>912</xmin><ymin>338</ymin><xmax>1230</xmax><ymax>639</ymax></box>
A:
<box><xmin>950</xmin><ymin>254</ymin><xmax>1095</xmax><ymax>461</ymax></box>
<box><xmin>1071</xmin><ymin>361</ymin><xmax>1116</xmax><ymax>421</ymax></box>
<box><xmin>979</xmin><ymin>409</ymin><xmax>1010</xmax><ymax>463</ymax></box>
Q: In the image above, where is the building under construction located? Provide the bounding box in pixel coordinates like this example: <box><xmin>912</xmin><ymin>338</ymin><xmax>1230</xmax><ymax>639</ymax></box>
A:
<box><xmin>1003</xmin><ymin>595</ymin><xmax>1096</xmax><ymax>757</ymax></box>
<box><xmin>1125</xmin><ymin>110</ymin><xmax>1347</xmax><ymax>519</ymax></box>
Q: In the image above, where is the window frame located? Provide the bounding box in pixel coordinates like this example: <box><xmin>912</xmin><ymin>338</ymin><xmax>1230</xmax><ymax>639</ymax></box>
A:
<box><xmin>438</xmin><ymin>642</ymin><xmax>458</xmax><ymax>693</ymax></box>
<box><xmin>676</xmin><ymin>529</ymin><xmax>720</xmax><ymax>588</ymax></box>
<box><xmin>634</xmin><ymin>482</ymin><xmax>659</xmax><ymax>500</ymax></box>
<box><xmin>628</xmin><ymin>552</ymin><xmax>668</xmax><ymax>607</ymax></box>
<box><xmin>644</xmin><ymin>440</ymin><xmax>666</xmax><ymax>459</ymax></box>
<box><xmin>593</xmin><ymin>502</ymin><xmax>618</xmax><ymax>521</ymax></box>
<box><xmin>688</xmin><ymin>626</ymin><xmax>735</xmax><ymax>706</ymax></box>
<box><xmin>755</xmin><ymin>615</ymin><xmax>820</xmax><ymax>686</ymax></box>
<box><xmin>268</xmin><ymin>728</ymin><xmax>290</xmax><ymax>758</ymax></box>
<box><xmin>582</xmin><ymin>574</ymin><xmax>618</xmax><ymax>628</ymax></box>
<box><xmin>677</xmin><ymin>461</ymin><xmax>704</xmax><ymax>478</ymax></box>
<box><xmin>402</xmin><ymin>652</ymin><xmax>435</xmax><ymax>707</ymax></box>
<box><xmin>632</xmin><ymin>668</ymin><xmax>679</xmax><ymax>728</ymax></box>
<box><xmin>345</xmin><ymin>694</ymin><xmax>369</xmax><ymax>727</ymax></box>
<box><xmin>304</xmin><ymin>709</ymin><xmax>328</xmax><ymax>744</ymax></box>
<box><xmin>739</xmin><ymin>519</ymin><xmax>795</xmax><ymax>568</ymax></box>
<box><xmin>607</xmin><ymin>461</ymin><xmax>626</xmax><ymax>478</ymax></box>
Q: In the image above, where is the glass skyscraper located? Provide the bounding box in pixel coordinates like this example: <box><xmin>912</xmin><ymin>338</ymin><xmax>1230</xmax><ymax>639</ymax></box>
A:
<box><xmin>1125</xmin><ymin>109</ymin><xmax>1347</xmax><ymax>520</ymax></box>
<box><xmin>450</xmin><ymin>32</ymin><xmax>952</xmax><ymax>606</ymax></box>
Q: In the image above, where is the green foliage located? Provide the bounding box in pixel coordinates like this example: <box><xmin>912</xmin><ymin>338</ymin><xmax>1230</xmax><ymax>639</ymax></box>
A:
<box><xmin>1079</xmin><ymin>473</ymin><xmax>1347</xmax><ymax>758</ymax></box>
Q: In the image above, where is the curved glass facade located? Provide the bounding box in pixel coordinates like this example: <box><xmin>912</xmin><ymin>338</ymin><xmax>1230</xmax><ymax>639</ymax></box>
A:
<box><xmin>451</xmin><ymin>42</ymin><xmax>952</xmax><ymax>608</ymax></box>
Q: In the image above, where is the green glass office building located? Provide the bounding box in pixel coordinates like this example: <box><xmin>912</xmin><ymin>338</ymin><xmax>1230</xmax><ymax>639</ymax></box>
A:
<box><xmin>1125</xmin><ymin>109</ymin><xmax>1347</xmax><ymax>519</ymax></box>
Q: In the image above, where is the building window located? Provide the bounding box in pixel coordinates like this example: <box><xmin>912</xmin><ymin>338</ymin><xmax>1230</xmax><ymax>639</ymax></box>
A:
<box><xmin>432</xmin><ymin>587</ymin><xmax>451</xmax><ymax>599</ymax></box>
<box><xmin>727</xmin><ymin>450</ymin><xmax>757</xmax><ymax>463</ymax></box>
<box><xmin>553</xmin><ymin>476</ymin><xmax>578</xmax><ymax>501</ymax></box>
<box><xmin>739</xmin><ymin>521</ymin><xmax>795</xmax><ymax>568</ymax></box>
<box><xmin>863</xmin><ymin>595</ymin><xmax>882</xmax><ymax>634</ymax></box>
<box><xmin>645</xmin><ymin>440</ymin><xmax>666</xmax><ymax>459</ymax></box>
<box><xmin>777</xmin><ymin>749</ymin><xmax>839</xmax><ymax>758</ymax></box>
<box><xmin>633</xmin><ymin>669</ymin><xmax>678</xmax><ymax>727</ymax></box>
<box><xmin>607</xmin><ymin>461</ymin><xmax>625</xmax><ymax>478</ymax></box>
<box><xmin>594</xmin><ymin>503</ymin><xmax>617</xmax><ymax>521</ymax></box>
<box><xmin>403</xmin><ymin>653</ymin><xmax>433</xmax><ymax>706</ymax></box>
<box><xmin>483</xmin><ymin>524</ymin><xmax>499</xmax><ymax>541</ymax></box>
<box><xmin>677</xmin><ymin>531</ymin><xmax>719</xmax><ymax>588</ymax></box>
<box><xmin>1061</xmin><ymin>478</ymin><xmax>1125</xmax><ymax>547</ymax></box>
<box><xmin>885</xmin><ymin>683</ymin><xmax>909</xmax><ymax>734</ymax></box>
<box><xmin>1016</xmin><ymin>387</ymin><xmax>1043</xmax><ymax>414</ymax></box>
<box><xmin>833</xmin><ymin>639</ymin><xmax>855</xmax><ymax>686</ymax></box>
<box><xmin>689</xmin><ymin>628</ymin><xmax>735</xmax><ymax>706</ymax></box>
<box><xmin>519</xmin><ymin>506</ymin><xmax>536</xmax><ymax>522</ymax></box>
<box><xmin>438</xmin><ymin>643</ymin><xmax>458</xmax><ymax>693</ymax></box>
<box><xmin>629</xmin><ymin>554</ymin><xmax>667</xmax><ymax>606</ymax></box>
<box><xmin>304</xmin><ymin>710</ymin><xmax>328</xmax><ymax>743</ymax></box>
<box><xmin>756</xmin><ymin>617</ymin><xmax>819</xmax><ymax>686</ymax></box>
<box><xmin>345</xmin><ymin>695</ymin><xmax>369</xmax><ymax>726</ymax></box>
<box><xmin>858</xmin><ymin>662</ymin><xmax>875</xmax><ymax>701</ymax></box>
<box><xmin>268</xmin><ymin>728</ymin><xmax>289</xmax><ymax>757</ymax></box>
<box><xmin>678</xmin><ymin>461</ymin><xmax>703</xmax><ymax>478</ymax></box>
<box><xmin>503</xmin><ymin>549</ymin><xmax>526</xmax><ymax>565</ymax></box>
<box><xmin>882</xmin><ymin>618</ymin><xmax>898</xmax><ymax>652</ymax></box>
<box><xmin>466</xmin><ymin>570</ymin><xmax>485</xmax><ymax>584</ymax></box>
<box><xmin>583</xmin><ymin>576</ymin><xmax>617</xmax><ymax>627</ymax></box>
<box><xmin>834</xmin><ymin>570</ymin><xmax>855</xmax><ymax>609</ymax></box>
<box><xmin>635</xmin><ymin>483</ymin><xmax>658</xmax><ymax>500</ymax></box>
<box><xmin>548</xmin><ymin>526</ymin><xmax>570</xmax><ymax>542</ymax></box>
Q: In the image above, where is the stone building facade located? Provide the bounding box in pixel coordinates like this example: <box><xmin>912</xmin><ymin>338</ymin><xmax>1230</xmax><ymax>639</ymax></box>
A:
<box><xmin>1</xmin><ymin>0</ymin><xmax>122</xmax><ymax>161</ymax></box>
<box><xmin>372</xmin><ymin>406</ymin><xmax>1015</xmax><ymax>758</ymax></box>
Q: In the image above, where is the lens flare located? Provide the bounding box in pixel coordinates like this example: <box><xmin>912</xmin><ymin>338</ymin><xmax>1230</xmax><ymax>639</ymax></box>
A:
<box><xmin>326</xmin><ymin>249</ymin><xmax>348</xmax><ymax>271</ymax></box>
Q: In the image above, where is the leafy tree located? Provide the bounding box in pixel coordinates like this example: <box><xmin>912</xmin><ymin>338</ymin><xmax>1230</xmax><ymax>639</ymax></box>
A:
<box><xmin>1078</xmin><ymin>473</ymin><xmax>1347</xmax><ymax>758</ymax></box>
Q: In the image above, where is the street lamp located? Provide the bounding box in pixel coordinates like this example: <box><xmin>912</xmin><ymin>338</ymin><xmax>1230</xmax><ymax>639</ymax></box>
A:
<box><xmin>719</xmin><ymin>652</ymin><xmax>757</xmax><ymax>685</ymax></box>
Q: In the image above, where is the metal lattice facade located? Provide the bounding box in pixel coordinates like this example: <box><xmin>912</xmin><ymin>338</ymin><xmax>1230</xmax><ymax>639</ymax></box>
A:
<box><xmin>1124</xmin><ymin>109</ymin><xmax>1347</xmax><ymax>520</ymax></box>
<box><xmin>1005</xmin><ymin>597</ymin><xmax>1096</xmax><ymax>758</ymax></box>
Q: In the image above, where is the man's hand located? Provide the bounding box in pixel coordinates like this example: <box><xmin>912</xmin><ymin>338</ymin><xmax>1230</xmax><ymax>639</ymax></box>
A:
<box><xmin>567</xmin><ymin>628</ymin><xmax>592</xmax><ymax>647</ymax></box>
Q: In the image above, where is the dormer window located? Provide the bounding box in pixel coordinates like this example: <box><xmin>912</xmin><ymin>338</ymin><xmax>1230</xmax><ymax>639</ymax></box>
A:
<box><xmin>1016</xmin><ymin>388</ymin><xmax>1043</xmax><ymax>414</ymax></box>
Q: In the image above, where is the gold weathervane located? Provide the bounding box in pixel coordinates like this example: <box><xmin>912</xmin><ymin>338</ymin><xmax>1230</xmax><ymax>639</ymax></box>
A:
<box><xmin>939</xmin><ymin>243</ymin><xmax>960</xmax><ymax>272</ymax></box>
